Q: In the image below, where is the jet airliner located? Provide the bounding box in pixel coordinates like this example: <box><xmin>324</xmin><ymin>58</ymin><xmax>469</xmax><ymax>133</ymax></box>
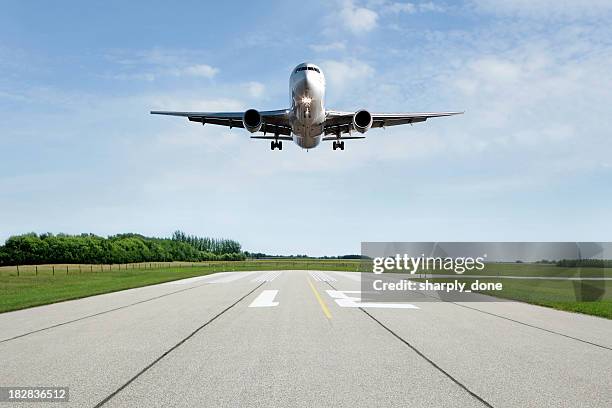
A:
<box><xmin>151</xmin><ymin>62</ymin><xmax>462</xmax><ymax>151</ymax></box>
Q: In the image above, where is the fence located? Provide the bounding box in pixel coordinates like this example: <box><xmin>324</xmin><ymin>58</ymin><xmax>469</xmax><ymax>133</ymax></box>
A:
<box><xmin>0</xmin><ymin>260</ymin><xmax>367</xmax><ymax>277</ymax></box>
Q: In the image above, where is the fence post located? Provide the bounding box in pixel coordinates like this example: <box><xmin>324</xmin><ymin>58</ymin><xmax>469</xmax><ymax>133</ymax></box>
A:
<box><xmin>79</xmin><ymin>265</ymin><xmax>81</xmax><ymax>274</ymax></box>
<box><xmin>91</xmin><ymin>265</ymin><xmax>93</xmax><ymax>273</ymax></box>
<box><xmin>17</xmin><ymin>265</ymin><xmax>19</xmax><ymax>276</ymax></box>
<box><xmin>52</xmin><ymin>265</ymin><xmax>55</xmax><ymax>276</ymax></box>
<box><xmin>66</xmin><ymin>265</ymin><xmax>69</xmax><ymax>275</ymax></box>
<box><xmin>35</xmin><ymin>265</ymin><xmax>38</xmax><ymax>276</ymax></box>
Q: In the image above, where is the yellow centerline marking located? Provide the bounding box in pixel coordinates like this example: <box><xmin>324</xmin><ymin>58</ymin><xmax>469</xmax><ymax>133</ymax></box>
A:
<box><xmin>307</xmin><ymin>278</ymin><xmax>332</xmax><ymax>319</ymax></box>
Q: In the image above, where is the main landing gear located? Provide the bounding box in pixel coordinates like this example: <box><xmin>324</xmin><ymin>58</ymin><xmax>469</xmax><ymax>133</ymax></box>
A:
<box><xmin>333</xmin><ymin>141</ymin><xmax>345</xmax><ymax>151</ymax></box>
<box><xmin>271</xmin><ymin>140</ymin><xmax>283</xmax><ymax>150</ymax></box>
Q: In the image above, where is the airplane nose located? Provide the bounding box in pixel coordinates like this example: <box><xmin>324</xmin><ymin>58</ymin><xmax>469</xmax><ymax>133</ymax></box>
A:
<box><xmin>297</xmin><ymin>73</ymin><xmax>317</xmax><ymax>95</ymax></box>
<box><xmin>295</xmin><ymin>77</ymin><xmax>310</xmax><ymax>96</ymax></box>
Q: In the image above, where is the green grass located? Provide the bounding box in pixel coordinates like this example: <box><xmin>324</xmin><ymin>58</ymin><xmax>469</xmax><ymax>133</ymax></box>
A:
<box><xmin>409</xmin><ymin>275</ymin><xmax>612</xmax><ymax>319</ymax></box>
<box><xmin>380</xmin><ymin>263</ymin><xmax>612</xmax><ymax>318</ymax></box>
<box><xmin>425</xmin><ymin>263</ymin><xmax>612</xmax><ymax>278</ymax></box>
<box><xmin>476</xmin><ymin>278</ymin><xmax>612</xmax><ymax>319</ymax></box>
<box><xmin>0</xmin><ymin>260</ymin><xmax>361</xmax><ymax>313</ymax></box>
<box><xmin>2</xmin><ymin>260</ymin><xmax>610</xmax><ymax>319</ymax></box>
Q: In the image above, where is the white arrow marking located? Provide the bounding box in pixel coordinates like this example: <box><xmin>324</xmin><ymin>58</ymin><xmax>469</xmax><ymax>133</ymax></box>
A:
<box><xmin>326</xmin><ymin>290</ymin><xmax>419</xmax><ymax>309</ymax></box>
<box><xmin>249</xmin><ymin>290</ymin><xmax>280</xmax><ymax>307</ymax></box>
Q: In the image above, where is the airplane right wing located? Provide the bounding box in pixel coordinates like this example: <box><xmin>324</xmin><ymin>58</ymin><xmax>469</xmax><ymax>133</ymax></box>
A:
<box><xmin>323</xmin><ymin>110</ymin><xmax>463</xmax><ymax>136</ymax></box>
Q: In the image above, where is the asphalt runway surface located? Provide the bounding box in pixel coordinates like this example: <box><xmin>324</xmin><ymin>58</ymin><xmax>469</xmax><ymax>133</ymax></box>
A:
<box><xmin>1</xmin><ymin>270</ymin><xmax>611</xmax><ymax>407</ymax></box>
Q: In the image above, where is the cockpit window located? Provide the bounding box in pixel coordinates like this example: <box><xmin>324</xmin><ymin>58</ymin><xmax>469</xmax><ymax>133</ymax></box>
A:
<box><xmin>294</xmin><ymin>66</ymin><xmax>320</xmax><ymax>73</ymax></box>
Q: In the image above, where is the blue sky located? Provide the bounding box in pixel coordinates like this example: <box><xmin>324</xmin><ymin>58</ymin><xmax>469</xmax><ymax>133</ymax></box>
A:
<box><xmin>1</xmin><ymin>0</ymin><xmax>612</xmax><ymax>255</ymax></box>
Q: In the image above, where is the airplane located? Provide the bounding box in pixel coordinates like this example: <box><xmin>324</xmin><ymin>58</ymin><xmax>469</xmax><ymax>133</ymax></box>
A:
<box><xmin>151</xmin><ymin>62</ymin><xmax>463</xmax><ymax>151</ymax></box>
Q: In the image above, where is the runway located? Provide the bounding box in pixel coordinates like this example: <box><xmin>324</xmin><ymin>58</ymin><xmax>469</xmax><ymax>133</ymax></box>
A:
<box><xmin>0</xmin><ymin>270</ymin><xmax>610</xmax><ymax>407</ymax></box>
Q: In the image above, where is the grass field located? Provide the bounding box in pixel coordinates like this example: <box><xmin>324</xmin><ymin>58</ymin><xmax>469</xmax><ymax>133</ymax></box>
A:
<box><xmin>0</xmin><ymin>260</ymin><xmax>360</xmax><ymax>313</ymax></box>
<box><xmin>387</xmin><ymin>264</ymin><xmax>612</xmax><ymax>319</ymax></box>
<box><xmin>479</xmin><ymin>278</ymin><xmax>612</xmax><ymax>318</ymax></box>
<box><xmin>425</xmin><ymin>262</ymin><xmax>612</xmax><ymax>278</ymax></box>
<box><xmin>421</xmin><ymin>277</ymin><xmax>612</xmax><ymax>319</ymax></box>
<box><xmin>1</xmin><ymin>260</ymin><xmax>610</xmax><ymax>319</ymax></box>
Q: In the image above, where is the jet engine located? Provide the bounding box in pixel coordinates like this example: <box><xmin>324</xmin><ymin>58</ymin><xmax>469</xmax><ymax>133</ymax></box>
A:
<box><xmin>242</xmin><ymin>109</ymin><xmax>263</xmax><ymax>133</ymax></box>
<box><xmin>352</xmin><ymin>110</ymin><xmax>373</xmax><ymax>133</ymax></box>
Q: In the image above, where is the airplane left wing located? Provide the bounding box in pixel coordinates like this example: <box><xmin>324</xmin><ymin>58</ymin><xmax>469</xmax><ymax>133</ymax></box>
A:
<box><xmin>323</xmin><ymin>110</ymin><xmax>463</xmax><ymax>136</ymax></box>
<box><xmin>150</xmin><ymin>109</ymin><xmax>292</xmax><ymax>135</ymax></box>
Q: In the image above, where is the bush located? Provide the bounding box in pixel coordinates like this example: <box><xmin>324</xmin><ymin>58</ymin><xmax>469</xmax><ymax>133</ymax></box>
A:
<box><xmin>0</xmin><ymin>232</ymin><xmax>244</xmax><ymax>266</ymax></box>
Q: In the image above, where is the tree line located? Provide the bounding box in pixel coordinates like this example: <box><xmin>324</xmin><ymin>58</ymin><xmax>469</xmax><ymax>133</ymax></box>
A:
<box><xmin>0</xmin><ymin>231</ymin><xmax>245</xmax><ymax>266</ymax></box>
<box><xmin>171</xmin><ymin>231</ymin><xmax>241</xmax><ymax>255</ymax></box>
<box><xmin>556</xmin><ymin>259</ymin><xmax>612</xmax><ymax>268</ymax></box>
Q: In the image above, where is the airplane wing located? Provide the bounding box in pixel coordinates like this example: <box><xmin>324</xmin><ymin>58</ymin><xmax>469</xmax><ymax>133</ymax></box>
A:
<box><xmin>323</xmin><ymin>110</ymin><xmax>463</xmax><ymax>136</ymax></box>
<box><xmin>150</xmin><ymin>109</ymin><xmax>292</xmax><ymax>136</ymax></box>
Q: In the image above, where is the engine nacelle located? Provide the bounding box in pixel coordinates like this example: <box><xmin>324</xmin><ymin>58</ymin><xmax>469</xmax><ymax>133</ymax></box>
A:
<box><xmin>242</xmin><ymin>109</ymin><xmax>263</xmax><ymax>133</ymax></box>
<box><xmin>353</xmin><ymin>110</ymin><xmax>373</xmax><ymax>133</ymax></box>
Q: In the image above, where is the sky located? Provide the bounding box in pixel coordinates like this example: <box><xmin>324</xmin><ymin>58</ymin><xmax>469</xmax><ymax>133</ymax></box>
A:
<box><xmin>1</xmin><ymin>0</ymin><xmax>612</xmax><ymax>255</ymax></box>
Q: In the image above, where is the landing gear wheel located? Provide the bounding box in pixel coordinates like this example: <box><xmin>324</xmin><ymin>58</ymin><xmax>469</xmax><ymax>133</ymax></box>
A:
<box><xmin>333</xmin><ymin>141</ymin><xmax>344</xmax><ymax>151</ymax></box>
<box><xmin>271</xmin><ymin>141</ymin><xmax>282</xmax><ymax>150</ymax></box>
<box><xmin>339</xmin><ymin>141</ymin><xmax>345</xmax><ymax>150</ymax></box>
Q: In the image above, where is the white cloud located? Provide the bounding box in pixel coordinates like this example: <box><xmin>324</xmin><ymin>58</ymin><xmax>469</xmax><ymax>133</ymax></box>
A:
<box><xmin>107</xmin><ymin>49</ymin><xmax>219</xmax><ymax>81</ymax></box>
<box><xmin>320</xmin><ymin>59</ymin><xmax>375</xmax><ymax>92</ymax></box>
<box><xmin>339</xmin><ymin>1</ymin><xmax>379</xmax><ymax>33</ymax></box>
<box><xmin>375</xmin><ymin>1</ymin><xmax>445</xmax><ymax>15</ymax></box>
<box><xmin>245</xmin><ymin>81</ymin><xmax>265</xmax><ymax>98</ymax></box>
<box><xmin>179</xmin><ymin>64</ymin><xmax>218</xmax><ymax>78</ymax></box>
<box><xmin>472</xmin><ymin>0</ymin><xmax>612</xmax><ymax>20</ymax></box>
<box><xmin>383</xmin><ymin>2</ymin><xmax>416</xmax><ymax>14</ymax></box>
<box><xmin>418</xmin><ymin>1</ymin><xmax>445</xmax><ymax>12</ymax></box>
<box><xmin>309</xmin><ymin>42</ymin><xmax>347</xmax><ymax>52</ymax></box>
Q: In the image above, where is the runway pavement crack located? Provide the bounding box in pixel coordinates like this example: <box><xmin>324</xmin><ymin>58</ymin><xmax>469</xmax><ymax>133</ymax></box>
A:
<box><xmin>384</xmin><ymin>274</ymin><xmax>611</xmax><ymax>351</ymax></box>
<box><xmin>441</xmin><ymin>301</ymin><xmax>612</xmax><ymax>351</ymax></box>
<box><xmin>0</xmin><ymin>282</ymin><xmax>215</xmax><ymax>344</ymax></box>
<box><xmin>92</xmin><ymin>282</ymin><xmax>265</xmax><ymax>408</ymax></box>
<box><xmin>325</xmin><ymin>281</ymin><xmax>495</xmax><ymax>408</ymax></box>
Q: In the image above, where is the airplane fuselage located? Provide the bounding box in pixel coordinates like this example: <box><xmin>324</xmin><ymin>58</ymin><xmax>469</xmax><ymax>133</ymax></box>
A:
<box><xmin>289</xmin><ymin>63</ymin><xmax>326</xmax><ymax>149</ymax></box>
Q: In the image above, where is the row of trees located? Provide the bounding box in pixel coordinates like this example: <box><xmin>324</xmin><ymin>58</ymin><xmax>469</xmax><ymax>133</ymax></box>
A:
<box><xmin>242</xmin><ymin>252</ymin><xmax>368</xmax><ymax>260</ymax></box>
<box><xmin>0</xmin><ymin>232</ymin><xmax>245</xmax><ymax>266</ymax></box>
<box><xmin>171</xmin><ymin>231</ymin><xmax>241</xmax><ymax>255</ymax></box>
<box><xmin>556</xmin><ymin>259</ymin><xmax>612</xmax><ymax>268</ymax></box>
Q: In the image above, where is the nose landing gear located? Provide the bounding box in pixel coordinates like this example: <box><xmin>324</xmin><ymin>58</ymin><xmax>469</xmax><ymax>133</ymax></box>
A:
<box><xmin>332</xmin><ymin>141</ymin><xmax>345</xmax><ymax>151</ymax></box>
<box><xmin>271</xmin><ymin>141</ymin><xmax>283</xmax><ymax>150</ymax></box>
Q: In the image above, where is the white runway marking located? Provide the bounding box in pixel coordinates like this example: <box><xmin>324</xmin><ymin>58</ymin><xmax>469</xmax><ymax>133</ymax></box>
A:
<box><xmin>326</xmin><ymin>290</ymin><xmax>419</xmax><ymax>309</ymax></box>
<box><xmin>207</xmin><ymin>271</ymin><xmax>259</xmax><ymax>283</ymax></box>
<box><xmin>252</xmin><ymin>271</ymin><xmax>282</xmax><ymax>282</ymax></box>
<box><xmin>162</xmin><ymin>272</ymin><xmax>259</xmax><ymax>285</ymax></box>
<box><xmin>309</xmin><ymin>271</ymin><xmax>337</xmax><ymax>282</ymax></box>
<box><xmin>248</xmin><ymin>290</ymin><xmax>280</xmax><ymax>307</ymax></box>
<box><xmin>334</xmin><ymin>271</ymin><xmax>362</xmax><ymax>282</ymax></box>
<box><xmin>159</xmin><ymin>273</ymin><xmax>228</xmax><ymax>286</ymax></box>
